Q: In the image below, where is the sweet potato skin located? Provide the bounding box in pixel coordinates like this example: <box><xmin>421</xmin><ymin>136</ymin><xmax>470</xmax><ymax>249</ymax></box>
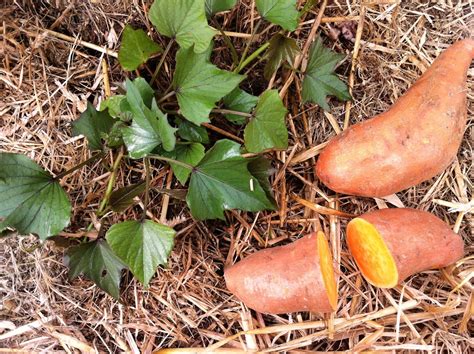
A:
<box><xmin>316</xmin><ymin>39</ymin><xmax>474</xmax><ymax>197</ymax></box>
<box><xmin>352</xmin><ymin>208</ymin><xmax>464</xmax><ymax>285</ymax></box>
<box><xmin>224</xmin><ymin>233</ymin><xmax>334</xmax><ymax>314</ymax></box>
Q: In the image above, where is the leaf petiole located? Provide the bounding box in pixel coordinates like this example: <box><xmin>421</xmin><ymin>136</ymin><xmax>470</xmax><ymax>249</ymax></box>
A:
<box><xmin>142</xmin><ymin>157</ymin><xmax>151</xmax><ymax>220</ymax></box>
<box><xmin>148</xmin><ymin>154</ymin><xmax>194</xmax><ymax>170</ymax></box>
<box><xmin>97</xmin><ymin>148</ymin><xmax>124</xmax><ymax>217</ymax></box>
<box><xmin>235</xmin><ymin>19</ymin><xmax>263</xmax><ymax>73</ymax></box>
<box><xmin>54</xmin><ymin>151</ymin><xmax>106</xmax><ymax>180</ymax></box>
<box><xmin>235</xmin><ymin>41</ymin><xmax>270</xmax><ymax>73</ymax></box>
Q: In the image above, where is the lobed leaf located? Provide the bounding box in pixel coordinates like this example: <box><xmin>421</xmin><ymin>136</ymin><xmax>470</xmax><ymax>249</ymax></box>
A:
<box><xmin>302</xmin><ymin>37</ymin><xmax>351</xmax><ymax>110</ymax></box>
<box><xmin>186</xmin><ymin>139</ymin><xmax>275</xmax><ymax>220</ymax></box>
<box><xmin>255</xmin><ymin>0</ymin><xmax>299</xmax><ymax>31</ymax></box>
<box><xmin>264</xmin><ymin>33</ymin><xmax>300</xmax><ymax>80</ymax></box>
<box><xmin>205</xmin><ymin>0</ymin><xmax>237</xmax><ymax>16</ymax></box>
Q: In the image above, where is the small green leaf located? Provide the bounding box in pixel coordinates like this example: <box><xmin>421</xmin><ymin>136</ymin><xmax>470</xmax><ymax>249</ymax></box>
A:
<box><xmin>118</xmin><ymin>25</ymin><xmax>162</xmax><ymax>71</ymax></box>
<box><xmin>256</xmin><ymin>0</ymin><xmax>299</xmax><ymax>31</ymax></box>
<box><xmin>105</xmin><ymin>121</ymin><xmax>125</xmax><ymax>148</ymax></box>
<box><xmin>173</xmin><ymin>46</ymin><xmax>244</xmax><ymax>125</ymax></box>
<box><xmin>0</xmin><ymin>153</ymin><xmax>71</xmax><ymax>240</ymax></box>
<box><xmin>150</xmin><ymin>0</ymin><xmax>216</xmax><ymax>53</ymax></box>
<box><xmin>171</xmin><ymin>143</ymin><xmax>205</xmax><ymax>184</ymax></box>
<box><xmin>152</xmin><ymin>100</ymin><xmax>177</xmax><ymax>152</ymax></box>
<box><xmin>205</xmin><ymin>0</ymin><xmax>237</xmax><ymax>16</ymax></box>
<box><xmin>72</xmin><ymin>102</ymin><xmax>116</xmax><ymax>151</ymax></box>
<box><xmin>223</xmin><ymin>88</ymin><xmax>258</xmax><ymax>124</ymax></box>
<box><xmin>187</xmin><ymin>140</ymin><xmax>275</xmax><ymax>220</ymax></box>
<box><xmin>109</xmin><ymin>182</ymin><xmax>146</xmax><ymax>212</ymax></box>
<box><xmin>302</xmin><ymin>37</ymin><xmax>351</xmax><ymax>111</ymax></box>
<box><xmin>248</xmin><ymin>156</ymin><xmax>276</xmax><ymax>205</ymax></box>
<box><xmin>67</xmin><ymin>239</ymin><xmax>126</xmax><ymax>299</ymax></box>
<box><xmin>100</xmin><ymin>95</ymin><xmax>126</xmax><ymax>118</ymax></box>
<box><xmin>244</xmin><ymin>90</ymin><xmax>288</xmax><ymax>153</ymax></box>
<box><xmin>264</xmin><ymin>33</ymin><xmax>300</xmax><ymax>79</ymax></box>
<box><xmin>131</xmin><ymin>77</ymin><xmax>155</xmax><ymax>108</ymax></box>
<box><xmin>106</xmin><ymin>220</ymin><xmax>175</xmax><ymax>286</ymax></box>
<box><xmin>176</xmin><ymin>117</ymin><xmax>209</xmax><ymax>143</ymax></box>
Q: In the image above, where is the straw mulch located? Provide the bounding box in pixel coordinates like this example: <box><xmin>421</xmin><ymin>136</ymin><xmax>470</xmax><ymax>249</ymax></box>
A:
<box><xmin>1</xmin><ymin>0</ymin><xmax>473</xmax><ymax>352</ymax></box>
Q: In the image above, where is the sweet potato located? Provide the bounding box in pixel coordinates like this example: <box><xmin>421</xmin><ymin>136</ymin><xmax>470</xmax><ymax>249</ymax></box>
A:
<box><xmin>225</xmin><ymin>231</ymin><xmax>337</xmax><ymax>314</ymax></box>
<box><xmin>347</xmin><ymin>208</ymin><xmax>464</xmax><ymax>288</ymax></box>
<box><xmin>316</xmin><ymin>39</ymin><xmax>474</xmax><ymax>197</ymax></box>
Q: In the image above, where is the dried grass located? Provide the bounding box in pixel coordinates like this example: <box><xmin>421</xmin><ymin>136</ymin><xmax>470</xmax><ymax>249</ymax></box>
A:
<box><xmin>1</xmin><ymin>0</ymin><xmax>473</xmax><ymax>352</ymax></box>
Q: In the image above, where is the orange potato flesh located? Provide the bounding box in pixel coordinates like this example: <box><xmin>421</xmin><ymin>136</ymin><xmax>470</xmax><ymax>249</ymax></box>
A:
<box><xmin>317</xmin><ymin>232</ymin><xmax>338</xmax><ymax>310</ymax></box>
<box><xmin>316</xmin><ymin>39</ymin><xmax>474</xmax><ymax>197</ymax></box>
<box><xmin>225</xmin><ymin>231</ymin><xmax>337</xmax><ymax>314</ymax></box>
<box><xmin>346</xmin><ymin>208</ymin><xmax>465</xmax><ymax>288</ymax></box>
<box><xmin>347</xmin><ymin>218</ymin><xmax>398</xmax><ymax>288</ymax></box>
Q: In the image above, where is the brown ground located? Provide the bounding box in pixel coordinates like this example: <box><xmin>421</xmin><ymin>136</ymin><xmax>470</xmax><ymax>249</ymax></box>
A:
<box><xmin>1</xmin><ymin>0</ymin><xmax>473</xmax><ymax>352</ymax></box>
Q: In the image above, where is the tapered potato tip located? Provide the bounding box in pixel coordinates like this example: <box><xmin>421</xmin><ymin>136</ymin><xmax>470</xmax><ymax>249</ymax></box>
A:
<box><xmin>347</xmin><ymin>208</ymin><xmax>464</xmax><ymax>288</ymax></box>
<box><xmin>225</xmin><ymin>231</ymin><xmax>337</xmax><ymax>314</ymax></box>
<box><xmin>316</xmin><ymin>39</ymin><xmax>474</xmax><ymax>197</ymax></box>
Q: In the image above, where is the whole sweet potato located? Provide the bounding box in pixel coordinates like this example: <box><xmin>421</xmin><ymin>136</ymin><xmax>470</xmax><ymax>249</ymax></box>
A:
<box><xmin>316</xmin><ymin>39</ymin><xmax>474</xmax><ymax>197</ymax></box>
<box><xmin>225</xmin><ymin>231</ymin><xmax>337</xmax><ymax>314</ymax></box>
<box><xmin>347</xmin><ymin>208</ymin><xmax>464</xmax><ymax>288</ymax></box>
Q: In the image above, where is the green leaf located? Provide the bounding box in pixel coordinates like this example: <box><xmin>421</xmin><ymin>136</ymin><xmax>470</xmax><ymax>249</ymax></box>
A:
<box><xmin>150</xmin><ymin>0</ymin><xmax>216</xmax><ymax>53</ymax></box>
<box><xmin>152</xmin><ymin>100</ymin><xmax>177</xmax><ymax>152</ymax></box>
<box><xmin>105</xmin><ymin>121</ymin><xmax>125</xmax><ymax>148</ymax></box>
<box><xmin>171</xmin><ymin>143</ymin><xmax>205</xmax><ymax>184</ymax></box>
<box><xmin>248</xmin><ymin>156</ymin><xmax>276</xmax><ymax>205</ymax></box>
<box><xmin>244</xmin><ymin>90</ymin><xmax>288</xmax><ymax>153</ymax></box>
<box><xmin>118</xmin><ymin>25</ymin><xmax>162</xmax><ymax>71</ymax></box>
<box><xmin>106</xmin><ymin>220</ymin><xmax>175</xmax><ymax>286</ymax></box>
<box><xmin>131</xmin><ymin>77</ymin><xmax>155</xmax><ymax>107</ymax></box>
<box><xmin>223</xmin><ymin>88</ymin><xmax>258</xmax><ymax>124</ymax></box>
<box><xmin>187</xmin><ymin>140</ymin><xmax>275</xmax><ymax>220</ymax></box>
<box><xmin>176</xmin><ymin>117</ymin><xmax>209</xmax><ymax>143</ymax></box>
<box><xmin>264</xmin><ymin>33</ymin><xmax>300</xmax><ymax>79</ymax></box>
<box><xmin>72</xmin><ymin>102</ymin><xmax>116</xmax><ymax>151</ymax></box>
<box><xmin>109</xmin><ymin>182</ymin><xmax>146</xmax><ymax>212</ymax></box>
<box><xmin>0</xmin><ymin>153</ymin><xmax>71</xmax><ymax>240</ymax></box>
<box><xmin>173</xmin><ymin>46</ymin><xmax>244</xmax><ymax>125</ymax></box>
<box><xmin>205</xmin><ymin>0</ymin><xmax>237</xmax><ymax>16</ymax></box>
<box><xmin>122</xmin><ymin>79</ymin><xmax>176</xmax><ymax>157</ymax></box>
<box><xmin>100</xmin><ymin>95</ymin><xmax>126</xmax><ymax>118</ymax></box>
<box><xmin>256</xmin><ymin>0</ymin><xmax>299</xmax><ymax>31</ymax></box>
<box><xmin>67</xmin><ymin>239</ymin><xmax>126</xmax><ymax>299</ymax></box>
<box><xmin>302</xmin><ymin>37</ymin><xmax>351</xmax><ymax>111</ymax></box>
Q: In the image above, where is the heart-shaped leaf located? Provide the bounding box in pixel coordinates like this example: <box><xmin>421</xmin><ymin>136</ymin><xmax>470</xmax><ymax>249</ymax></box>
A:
<box><xmin>170</xmin><ymin>143</ymin><xmax>206</xmax><ymax>185</ymax></box>
<box><xmin>176</xmin><ymin>117</ymin><xmax>209</xmax><ymax>143</ymax></box>
<box><xmin>186</xmin><ymin>139</ymin><xmax>276</xmax><ymax>220</ymax></box>
<box><xmin>67</xmin><ymin>239</ymin><xmax>126</xmax><ymax>299</ymax></box>
<box><xmin>150</xmin><ymin>0</ymin><xmax>215</xmax><ymax>53</ymax></box>
<box><xmin>118</xmin><ymin>25</ymin><xmax>162</xmax><ymax>71</ymax></box>
<box><xmin>302</xmin><ymin>37</ymin><xmax>351</xmax><ymax>110</ymax></box>
<box><xmin>173</xmin><ymin>46</ymin><xmax>244</xmax><ymax>125</ymax></box>
<box><xmin>106</xmin><ymin>220</ymin><xmax>175</xmax><ymax>286</ymax></box>
<box><xmin>256</xmin><ymin>0</ymin><xmax>299</xmax><ymax>31</ymax></box>
<box><xmin>0</xmin><ymin>153</ymin><xmax>71</xmax><ymax>240</ymax></box>
<box><xmin>244</xmin><ymin>90</ymin><xmax>288</xmax><ymax>153</ymax></box>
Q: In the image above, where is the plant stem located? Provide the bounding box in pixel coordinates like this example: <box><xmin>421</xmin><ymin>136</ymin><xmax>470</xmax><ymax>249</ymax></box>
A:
<box><xmin>157</xmin><ymin>90</ymin><xmax>176</xmax><ymax>104</ymax></box>
<box><xmin>54</xmin><ymin>151</ymin><xmax>105</xmax><ymax>180</ymax></box>
<box><xmin>148</xmin><ymin>154</ymin><xmax>194</xmax><ymax>170</ymax></box>
<box><xmin>235</xmin><ymin>19</ymin><xmax>263</xmax><ymax>73</ymax></box>
<box><xmin>97</xmin><ymin>148</ymin><xmax>124</xmax><ymax>216</ymax></box>
<box><xmin>212</xmin><ymin>108</ymin><xmax>252</xmax><ymax>117</ymax></box>
<box><xmin>150</xmin><ymin>39</ymin><xmax>174</xmax><ymax>86</ymax></box>
<box><xmin>142</xmin><ymin>157</ymin><xmax>151</xmax><ymax>220</ymax></box>
<box><xmin>236</xmin><ymin>41</ymin><xmax>270</xmax><ymax>73</ymax></box>
<box><xmin>213</xmin><ymin>21</ymin><xmax>239</xmax><ymax>67</ymax></box>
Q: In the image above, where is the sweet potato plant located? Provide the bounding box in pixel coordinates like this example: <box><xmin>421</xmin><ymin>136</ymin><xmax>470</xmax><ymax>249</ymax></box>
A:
<box><xmin>0</xmin><ymin>0</ymin><xmax>350</xmax><ymax>298</ymax></box>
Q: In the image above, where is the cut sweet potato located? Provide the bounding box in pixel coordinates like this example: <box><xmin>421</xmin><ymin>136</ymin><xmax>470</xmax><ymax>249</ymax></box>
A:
<box><xmin>225</xmin><ymin>231</ymin><xmax>337</xmax><ymax>314</ymax></box>
<box><xmin>347</xmin><ymin>208</ymin><xmax>464</xmax><ymax>288</ymax></box>
<box><xmin>316</xmin><ymin>39</ymin><xmax>474</xmax><ymax>197</ymax></box>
